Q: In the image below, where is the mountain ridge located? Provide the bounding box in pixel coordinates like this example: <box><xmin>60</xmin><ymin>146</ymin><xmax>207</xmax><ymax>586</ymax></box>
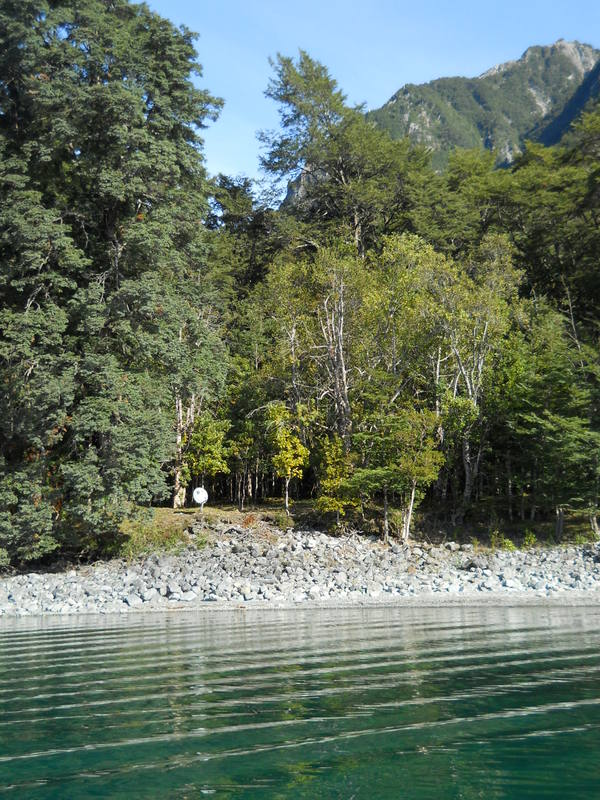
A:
<box><xmin>368</xmin><ymin>40</ymin><xmax>600</xmax><ymax>168</ymax></box>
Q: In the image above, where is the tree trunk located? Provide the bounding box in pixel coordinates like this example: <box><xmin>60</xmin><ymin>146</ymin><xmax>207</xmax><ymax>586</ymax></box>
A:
<box><xmin>353</xmin><ymin>208</ymin><xmax>364</xmax><ymax>257</ymax></box>
<box><xmin>172</xmin><ymin>391</ymin><xmax>196</xmax><ymax>509</ymax></box>
<box><xmin>506</xmin><ymin>453</ymin><xmax>513</xmax><ymax>522</ymax></box>
<box><xmin>318</xmin><ymin>277</ymin><xmax>353</xmax><ymax>449</ymax></box>
<box><xmin>237</xmin><ymin>472</ymin><xmax>246</xmax><ymax>512</ymax></box>
<box><xmin>555</xmin><ymin>506</ymin><xmax>564</xmax><ymax>539</ymax></box>
<box><xmin>452</xmin><ymin>437</ymin><xmax>474</xmax><ymax>526</ymax></box>
<box><xmin>173</xmin><ymin>469</ymin><xmax>186</xmax><ymax>509</ymax></box>
<box><xmin>173</xmin><ymin>396</ymin><xmax>185</xmax><ymax>509</ymax></box>
<box><xmin>590</xmin><ymin>514</ymin><xmax>599</xmax><ymax>538</ymax></box>
<box><xmin>382</xmin><ymin>486</ymin><xmax>389</xmax><ymax>544</ymax></box>
<box><xmin>284</xmin><ymin>477</ymin><xmax>290</xmax><ymax>516</ymax></box>
<box><xmin>520</xmin><ymin>490</ymin><xmax>525</xmax><ymax>522</ymax></box>
<box><xmin>459</xmin><ymin>426</ymin><xmax>486</xmax><ymax>523</ymax></box>
<box><xmin>402</xmin><ymin>480</ymin><xmax>417</xmax><ymax>543</ymax></box>
<box><xmin>462</xmin><ymin>435</ymin><xmax>474</xmax><ymax>509</ymax></box>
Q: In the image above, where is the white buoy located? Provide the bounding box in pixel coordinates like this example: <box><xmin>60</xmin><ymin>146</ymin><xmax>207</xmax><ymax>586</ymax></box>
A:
<box><xmin>193</xmin><ymin>486</ymin><xmax>208</xmax><ymax>507</ymax></box>
<box><xmin>193</xmin><ymin>486</ymin><xmax>208</xmax><ymax>529</ymax></box>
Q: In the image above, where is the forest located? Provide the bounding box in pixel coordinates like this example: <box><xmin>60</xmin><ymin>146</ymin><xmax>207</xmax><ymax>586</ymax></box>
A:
<box><xmin>1</xmin><ymin>0</ymin><xmax>599</xmax><ymax>565</ymax></box>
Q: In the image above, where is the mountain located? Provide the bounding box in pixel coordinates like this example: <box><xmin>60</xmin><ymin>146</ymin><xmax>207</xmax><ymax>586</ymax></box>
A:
<box><xmin>368</xmin><ymin>40</ymin><xmax>600</xmax><ymax>169</ymax></box>
<box><xmin>533</xmin><ymin>58</ymin><xmax>600</xmax><ymax>145</ymax></box>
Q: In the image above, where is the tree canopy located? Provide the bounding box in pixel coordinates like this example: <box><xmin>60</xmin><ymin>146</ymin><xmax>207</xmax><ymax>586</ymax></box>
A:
<box><xmin>1</xmin><ymin>23</ymin><xmax>599</xmax><ymax>562</ymax></box>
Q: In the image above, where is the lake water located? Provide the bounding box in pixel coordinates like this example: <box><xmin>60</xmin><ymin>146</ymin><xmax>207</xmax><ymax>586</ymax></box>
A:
<box><xmin>1</xmin><ymin>606</ymin><xmax>600</xmax><ymax>798</ymax></box>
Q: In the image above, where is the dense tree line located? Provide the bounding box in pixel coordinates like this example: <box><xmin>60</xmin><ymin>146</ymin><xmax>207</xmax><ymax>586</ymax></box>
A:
<box><xmin>1</xmin><ymin>4</ymin><xmax>598</xmax><ymax>564</ymax></box>
<box><xmin>197</xmin><ymin>53</ymin><xmax>600</xmax><ymax>544</ymax></box>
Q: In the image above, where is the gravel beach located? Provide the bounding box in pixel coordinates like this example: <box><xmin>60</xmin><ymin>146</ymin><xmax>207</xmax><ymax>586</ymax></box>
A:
<box><xmin>2</xmin><ymin>519</ymin><xmax>600</xmax><ymax>617</ymax></box>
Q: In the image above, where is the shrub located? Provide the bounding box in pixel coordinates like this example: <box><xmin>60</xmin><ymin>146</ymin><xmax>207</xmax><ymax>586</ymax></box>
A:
<box><xmin>523</xmin><ymin>529</ymin><xmax>537</xmax><ymax>548</ymax></box>
<box><xmin>574</xmin><ymin>532</ymin><xmax>595</xmax><ymax>546</ymax></box>
<box><xmin>118</xmin><ymin>509</ymin><xmax>194</xmax><ymax>559</ymax></box>
<box><xmin>265</xmin><ymin>510</ymin><xmax>292</xmax><ymax>530</ymax></box>
<box><xmin>490</xmin><ymin>529</ymin><xmax>516</xmax><ymax>551</ymax></box>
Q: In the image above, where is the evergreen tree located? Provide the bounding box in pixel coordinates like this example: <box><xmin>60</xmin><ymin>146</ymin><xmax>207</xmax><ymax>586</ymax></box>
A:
<box><xmin>260</xmin><ymin>51</ymin><xmax>429</xmax><ymax>255</ymax></box>
<box><xmin>0</xmin><ymin>0</ymin><xmax>226</xmax><ymax>561</ymax></box>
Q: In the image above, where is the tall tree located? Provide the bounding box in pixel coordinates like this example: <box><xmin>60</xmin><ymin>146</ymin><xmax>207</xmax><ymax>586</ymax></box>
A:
<box><xmin>260</xmin><ymin>51</ymin><xmax>429</xmax><ymax>255</ymax></box>
<box><xmin>0</xmin><ymin>0</ymin><xmax>226</xmax><ymax>561</ymax></box>
<box><xmin>350</xmin><ymin>408</ymin><xmax>443</xmax><ymax>542</ymax></box>
<box><xmin>267</xmin><ymin>402</ymin><xmax>309</xmax><ymax>515</ymax></box>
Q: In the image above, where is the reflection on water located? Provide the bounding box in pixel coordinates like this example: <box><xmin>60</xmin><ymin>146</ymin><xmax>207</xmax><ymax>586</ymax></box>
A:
<box><xmin>1</xmin><ymin>606</ymin><xmax>600</xmax><ymax>798</ymax></box>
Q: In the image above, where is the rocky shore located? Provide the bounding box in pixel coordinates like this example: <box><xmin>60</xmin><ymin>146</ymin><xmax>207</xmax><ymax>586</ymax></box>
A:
<box><xmin>2</xmin><ymin>520</ymin><xmax>600</xmax><ymax>617</ymax></box>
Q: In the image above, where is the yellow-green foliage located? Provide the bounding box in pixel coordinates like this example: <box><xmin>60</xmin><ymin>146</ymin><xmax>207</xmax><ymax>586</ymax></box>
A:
<box><xmin>573</xmin><ymin>531</ymin><xmax>597</xmax><ymax>545</ymax></box>
<box><xmin>316</xmin><ymin>435</ymin><xmax>355</xmax><ymax>519</ymax></box>
<box><xmin>490</xmin><ymin>530</ymin><xmax>516</xmax><ymax>551</ymax></box>
<box><xmin>523</xmin><ymin>529</ymin><xmax>537</xmax><ymax>548</ymax></box>
<box><xmin>267</xmin><ymin>402</ymin><xmax>309</xmax><ymax>481</ymax></box>
<box><xmin>184</xmin><ymin>413</ymin><xmax>231</xmax><ymax>485</ymax></box>
<box><xmin>265</xmin><ymin>510</ymin><xmax>293</xmax><ymax>529</ymax></box>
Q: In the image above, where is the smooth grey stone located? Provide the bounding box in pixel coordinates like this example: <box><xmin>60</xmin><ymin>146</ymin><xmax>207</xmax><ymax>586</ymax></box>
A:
<box><xmin>125</xmin><ymin>594</ymin><xmax>143</xmax><ymax>607</ymax></box>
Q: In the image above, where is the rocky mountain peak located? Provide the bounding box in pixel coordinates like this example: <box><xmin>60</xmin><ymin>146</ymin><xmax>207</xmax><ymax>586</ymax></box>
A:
<box><xmin>368</xmin><ymin>39</ymin><xmax>600</xmax><ymax>169</ymax></box>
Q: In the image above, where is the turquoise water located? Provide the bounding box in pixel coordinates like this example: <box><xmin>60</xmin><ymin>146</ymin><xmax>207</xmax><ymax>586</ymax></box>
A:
<box><xmin>1</xmin><ymin>607</ymin><xmax>600</xmax><ymax>798</ymax></box>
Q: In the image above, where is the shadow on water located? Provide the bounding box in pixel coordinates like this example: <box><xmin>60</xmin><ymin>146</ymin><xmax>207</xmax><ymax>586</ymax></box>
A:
<box><xmin>1</xmin><ymin>606</ymin><xmax>600</xmax><ymax>798</ymax></box>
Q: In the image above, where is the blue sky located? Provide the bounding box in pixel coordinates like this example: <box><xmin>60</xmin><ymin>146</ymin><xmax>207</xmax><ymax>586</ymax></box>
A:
<box><xmin>148</xmin><ymin>0</ymin><xmax>600</xmax><ymax>181</ymax></box>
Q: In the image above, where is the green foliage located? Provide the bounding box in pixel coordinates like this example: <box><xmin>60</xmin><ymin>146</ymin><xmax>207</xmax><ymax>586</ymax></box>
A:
<box><xmin>267</xmin><ymin>403</ymin><xmax>309</xmax><ymax>483</ymax></box>
<box><xmin>265</xmin><ymin>510</ymin><xmax>293</xmax><ymax>530</ymax></box>
<box><xmin>489</xmin><ymin>530</ymin><xmax>516</xmax><ymax>551</ymax></box>
<box><xmin>263</xmin><ymin>402</ymin><xmax>310</xmax><ymax>514</ymax></box>
<box><xmin>523</xmin><ymin>529</ymin><xmax>538</xmax><ymax>548</ymax></box>
<box><xmin>573</xmin><ymin>531</ymin><xmax>597</xmax><ymax>546</ymax></box>
<box><xmin>118</xmin><ymin>509</ymin><xmax>198</xmax><ymax>560</ymax></box>
<box><xmin>260</xmin><ymin>51</ymin><xmax>429</xmax><ymax>254</ymax></box>
<box><xmin>0</xmin><ymin>0</ymin><xmax>226</xmax><ymax>563</ymax></box>
<box><xmin>349</xmin><ymin>407</ymin><xmax>443</xmax><ymax>540</ymax></box>
<box><xmin>315</xmin><ymin>435</ymin><xmax>355</xmax><ymax>521</ymax></box>
<box><xmin>184</xmin><ymin>413</ymin><xmax>231</xmax><ymax>485</ymax></box>
<box><xmin>369</xmin><ymin>41</ymin><xmax>600</xmax><ymax>168</ymax></box>
<box><xmin>3</xmin><ymin>22</ymin><xmax>600</xmax><ymax>561</ymax></box>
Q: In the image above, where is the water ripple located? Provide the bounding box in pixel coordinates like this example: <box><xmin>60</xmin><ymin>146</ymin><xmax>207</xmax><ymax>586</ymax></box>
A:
<box><xmin>1</xmin><ymin>607</ymin><xmax>600</xmax><ymax>798</ymax></box>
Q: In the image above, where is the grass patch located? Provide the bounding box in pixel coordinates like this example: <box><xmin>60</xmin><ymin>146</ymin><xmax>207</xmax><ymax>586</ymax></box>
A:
<box><xmin>263</xmin><ymin>510</ymin><xmax>293</xmax><ymax>530</ymax></box>
<box><xmin>119</xmin><ymin>508</ymin><xmax>200</xmax><ymax>559</ymax></box>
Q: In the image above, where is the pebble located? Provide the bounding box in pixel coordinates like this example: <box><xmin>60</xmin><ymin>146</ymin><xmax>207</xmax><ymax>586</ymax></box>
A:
<box><xmin>1</xmin><ymin>526</ymin><xmax>600</xmax><ymax>617</ymax></box>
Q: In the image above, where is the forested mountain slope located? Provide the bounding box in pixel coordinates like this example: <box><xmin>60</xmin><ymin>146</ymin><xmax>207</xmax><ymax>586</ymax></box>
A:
<box><xmin>369</xmin><ymin>40</ymin><xmax>599</xmax><ymax>168</ymax></box>
<box><xmin>534</xmin><ymin>58</ymin><xmax>600</xmax><ymax>145</ymax></box>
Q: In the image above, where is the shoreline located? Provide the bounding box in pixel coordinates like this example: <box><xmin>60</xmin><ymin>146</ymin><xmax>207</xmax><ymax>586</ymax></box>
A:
<box><xmin>2</xmin><ymin>592</ymin><xmax>600</xmax><ymax>628</ymax></box>
<box><xmin>2</xmin><ymin>520</ymin><xmax>600</xmax><ymax>618</ymax></box>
